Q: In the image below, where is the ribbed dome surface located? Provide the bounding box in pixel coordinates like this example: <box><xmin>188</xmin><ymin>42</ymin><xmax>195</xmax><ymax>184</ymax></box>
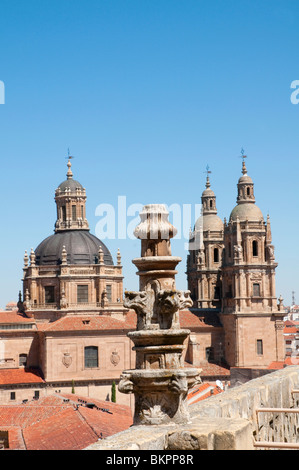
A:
<box><xmin>57</xmin><ymin>179</ymin><xmax>84</xmax><ymax>192</ymax></box>
<box><xmin>35</xmin><ymin>230</ymin><xmax>113</xmax><ymax>266</ymax></box>
<box><xmin>229</xmin><ymin>203</ymin><xmax>264</xmax><ymax>222</ymax></box>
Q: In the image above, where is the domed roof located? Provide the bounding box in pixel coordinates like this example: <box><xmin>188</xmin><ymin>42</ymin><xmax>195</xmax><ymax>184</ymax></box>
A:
<box><xmin>35</xmin><ymin>230</ymin><xmax>113</xmax><ymax>266</ymax></box>
<box><xmin>238</xmin><ymin>174</ymin><xmax>253</xmax><ymax>184</ymax></box>
<box><xmin>57</xmin><ymin>178</ymin><xmax>84</xmax><ymax>192</ymax></box>
<box><xmin>195</xmin><ymin>214</ymin><xmax>224</xmax><ymax>232</ymax></box>
<box><xmin>229</xmin><ymin>203</ymin><xmax>264</xmax><ymax>222</ymax></box>
<box><xmin>202</xmin><ymin>187</ymin><xmax>215</xmax><ymax>198</ymax></box>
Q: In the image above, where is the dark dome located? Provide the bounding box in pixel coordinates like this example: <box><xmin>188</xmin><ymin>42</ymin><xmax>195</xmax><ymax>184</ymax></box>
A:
<box><xmin>57</xmin><ymin>179</ymin><xmax>84</xmax><ymax>192</ymax></box>
<box><xmin>35</xmin><ymin>230</ymin><xmax>114</xmax><ymax>266</ymax></box>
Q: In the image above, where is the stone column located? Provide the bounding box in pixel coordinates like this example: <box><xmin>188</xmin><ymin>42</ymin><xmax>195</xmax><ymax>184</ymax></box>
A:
<box><xmin>119</xmin><ymin>205</ymin><xmax>201</xmax><ymax>426</ymax></box>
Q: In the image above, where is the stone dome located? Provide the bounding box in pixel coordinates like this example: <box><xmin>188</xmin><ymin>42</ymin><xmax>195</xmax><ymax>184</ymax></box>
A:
<box><xmin>195</xmin><ymin>214</ymin><xmax>224</xmax><ymax>232</ymax></box>
<box><xmin>57</xmin><ymin>179</ymin><xmax>84</xmax><ymax>192</ymax></box>
<box><xmin>35</xmin><ymin>230</ymin><xmax>113</xmax><ymax>266</ymax></box>
<box><xmin>238</xmin><ymin>174</ymin><xmax>253</xmax><ymax>184</ymax></box>
<box><xmin>229</xmin><ymin>203</ymin><xmax>264</xmax><ymax>222</ymax></box>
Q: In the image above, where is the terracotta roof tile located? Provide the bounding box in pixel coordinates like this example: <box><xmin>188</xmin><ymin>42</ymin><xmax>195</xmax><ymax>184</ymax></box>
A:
<box><xmin>188</xmin><ymin>382</ymin><xmax>224</xmax><ymax>405</ymax></box>
<box><xmin>199</xmin><ymin>362</ymin><xmax>230</xmax><ymax>378</ymax></box>
<box><xmin>0</xmin><ymin>311</ymin><xmax>35</xmax><ymax>324</ymax></box>
<box><xmin>0</xmin><ymin>368</ymin><xmax>44</xmax><ymax>386</ymax></box>
<box><xmin>40</xmin><ymin>311</ymin><xmax>137</xmax><ymax>332</ymax></box>
<box><xmin>0</xmin><ymin>393</ymin><xmax>133</xmax><ymax>450</ymax></box>
<box><xmin>23</xmin><ymin>407</ymin><xmax>99</xmax><ymax>450</ymax></box>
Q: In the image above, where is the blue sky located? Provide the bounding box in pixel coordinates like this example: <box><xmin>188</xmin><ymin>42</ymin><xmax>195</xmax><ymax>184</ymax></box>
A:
<box><xmin>0</xmin><ymin>0</ymin><xmax>299</xmax><ymax>308</ymax></box>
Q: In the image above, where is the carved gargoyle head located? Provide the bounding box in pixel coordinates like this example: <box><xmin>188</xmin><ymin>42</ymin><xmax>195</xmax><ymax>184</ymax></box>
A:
<box><xmin>156</xmin><ymin>290</ymin><xmax>180</xmax><ymax>315</ymax></box>
<box><xmin>177</xmin><ymin>290</ymin><xmax>193</xmax><ymax>310</ymax></box>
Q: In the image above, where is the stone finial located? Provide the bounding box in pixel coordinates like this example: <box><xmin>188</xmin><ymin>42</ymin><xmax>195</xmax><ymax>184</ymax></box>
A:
<box><xmin>30</xmin><ymin>248</ymin><xmax>36</xmax><ymax>267</ymax></box>
<box><xmin>66</xmin><ymin>157</ymin><xmax>73</xmax><ymax>180</ymax></box>
<box><xmin>117</xmin><ymin>248</ymin><xmax>122</xmax><ymax>266</ymax></box>
<box><xmin>24</xmin><ymin>250</ymin><xmax>29</xmax><ymax>268</ymax></box>
<box><xmin>98</xmin><ymin>246</ymin><xmax>104</xmax><ymax>265</ymax></box>
<box><xmin>278</xmin><ymin>294</ymin><xmax>284</xmax><ymax>311</ymax></box>
<box><xmin>61</xmin><ymin>245</ymin><xmax>67</xmax><ymax>265</ymax></box>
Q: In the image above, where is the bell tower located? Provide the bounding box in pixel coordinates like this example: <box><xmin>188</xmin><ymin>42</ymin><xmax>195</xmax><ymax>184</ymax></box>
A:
<box><xmin>220</xmin><ymin>154</ymin><xmax>285</xmax><ymax>368</ymax></box>
<box><xmin>187</xmin><ymin>168</ymin><xmax>224</xmax><ymax>309</ymax></box>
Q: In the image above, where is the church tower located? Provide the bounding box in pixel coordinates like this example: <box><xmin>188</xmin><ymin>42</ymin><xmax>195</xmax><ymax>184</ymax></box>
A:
<box><xmin>220</xmin><ymin>155</ymin><xmax>285</xmax><ymax>368</ymax></box>
<box><xmin>22</xmin><ymin>157</ymin><xmax>125</xmax><ymax>321</ymax></box>
<box><xmin>187</xmin><ymin>169</ymin><xmax>224</xmax><ymax>309</ymax></box>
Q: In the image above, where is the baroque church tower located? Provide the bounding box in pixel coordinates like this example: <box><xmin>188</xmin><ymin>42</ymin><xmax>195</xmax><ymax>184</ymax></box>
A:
<box><xmin>22</xmin><ymin>158</ymin><xmax>125</xmax><ymax>321</ymax></box>
<box><xmin>187</xmin><ymin>169</ymin><xmax>224</xmax><ymax>309</ymax></box>
<box><xmin>220</xmin><ymin>156</ymin><xmax>285</xmax><ymax>368</ymax></box>
<box><xmin>187</xmin><ymin>156</ymin><xmax>285</xmax><ymax>370</ymax></box>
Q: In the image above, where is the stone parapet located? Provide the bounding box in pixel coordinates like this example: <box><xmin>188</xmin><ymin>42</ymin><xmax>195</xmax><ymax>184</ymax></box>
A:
<box><xmin>86</xmin><ymin>365</ymin><xmax>299</xmax><ymax>450</ymax></box>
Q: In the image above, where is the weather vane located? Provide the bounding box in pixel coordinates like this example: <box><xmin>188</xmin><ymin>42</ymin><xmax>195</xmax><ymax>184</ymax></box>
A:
<box><xmin>66</xmin><ymin>148</ymin><xmax>75</xmax><ymax>160</ymax></box>
<box><xmin>204</xmin><ymin>164</ymin><xmax>212</xmax><ymax>176</ymax></box>
<box><xmin>240</xmin><ymin>148</ymin><xmax>247</xmax><ymax>162</ymax></box>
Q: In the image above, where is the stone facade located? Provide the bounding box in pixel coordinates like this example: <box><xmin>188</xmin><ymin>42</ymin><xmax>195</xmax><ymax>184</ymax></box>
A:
<box><xmin>187</xmin><ymin>157</ymin><xmax>285</xmax><ymax>369</ymax></box>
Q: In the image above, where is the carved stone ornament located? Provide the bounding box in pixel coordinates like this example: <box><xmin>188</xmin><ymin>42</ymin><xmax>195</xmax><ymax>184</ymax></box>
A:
<box><xmin>62</xmin><ymin>352</ymin><xmax>72</xmax><ymax>368</ymax></box>
<box><xmin>119</xmin><ymin>204</ymin><xmax>202</xmax><ymax>426</ymax></box>
<box><xmin>110</xmin><ymin>349</ymin><xmax>120</xmax><ymax>367</ymax></box>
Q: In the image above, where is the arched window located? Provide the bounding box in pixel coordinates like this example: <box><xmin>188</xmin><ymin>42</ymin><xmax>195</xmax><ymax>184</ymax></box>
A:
<box><xmin>84</xmin><ymin>346</ymin><xmax>98</xmax><ymax>368</ymax></box>
<box><xmin>210</xmin><ymin>199</ymin><xmax>213</xmax><ymax>209</ymax></box>
<box><xmin>247</xmin><ymin>187</ymin><xmax>250</xmax><ymax>196</ymax></box>
<box><xmin>252</xmin><ymin>240</ymin><xmax>258</xmax><ymax>257</ymax></box>
<box><xmin>214</xmin><ymin>248</ymin><xmax>219</xmax><ymax>263</ymax></box>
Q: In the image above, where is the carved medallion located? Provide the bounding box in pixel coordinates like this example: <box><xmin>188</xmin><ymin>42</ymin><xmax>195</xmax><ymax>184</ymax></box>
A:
<box><xmin>110</xmin><ymin>349</ymin><xmax>120</xmax><ymax>367</ymax></box>
<box><xmin>62</xmin><ymin>352</ymin><xmax>72</xmax><ymax>368</ymax></box>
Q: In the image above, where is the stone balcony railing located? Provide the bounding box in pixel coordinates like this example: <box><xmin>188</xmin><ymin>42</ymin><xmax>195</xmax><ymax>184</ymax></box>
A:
<box><xmin>86</xmin><ymin>365</ymin><xmax>299</xmax><ymax>450</ymax></box>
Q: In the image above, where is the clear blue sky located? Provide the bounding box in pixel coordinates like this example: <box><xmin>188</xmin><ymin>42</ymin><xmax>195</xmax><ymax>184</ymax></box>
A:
<box><xmin>0</xmin><ymin>0</ymin><xmax>298</xmax><ymax>308</ymax></box>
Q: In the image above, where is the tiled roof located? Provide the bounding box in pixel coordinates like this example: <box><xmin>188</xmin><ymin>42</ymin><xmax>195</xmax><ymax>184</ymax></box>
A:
<box><xmin>0</xmin><ymin>310</ymin><xmax>35</xmax><ymax>324</ymax></box>
<box><xmin>188</xmin><ymin>382</ymin><xmax>224</xmax><ymax>405</ymax></box>
<box><xmin>0</xmin><ymin>393</ymin><xmax>133</xmax><ymax>450</ymax></box>
<box><xmin>40</xmin><ymin>311</ymin><xmax>137</xmax><ymax>332</ymax></box>
<box><xmin>199</xmin><ymin>362</ymin><xmax>230</xmax><ymax>378</ymax></box>
<box><xmin>267</xmin><ymin>361</ymin><xmax>286</xmax><ymax>370</ymax></box>
<box><xmin>284</xmin><ymin>326</ymin><xmax>298</xmax><ymax>334</ymax></box>
<box><xmin>23</xmin><ymin>407</ymin><xmax>99</xmax><ymax>450</ymax></box>
<box><xmin>0</xmin><ymin>368</ymin><xmax>44</xmax><ymax>386</ymax></box>
<box><xmin>34</xmin><ymin>308</ymin><xmax>223</xmax><ymax>332</ymax></box>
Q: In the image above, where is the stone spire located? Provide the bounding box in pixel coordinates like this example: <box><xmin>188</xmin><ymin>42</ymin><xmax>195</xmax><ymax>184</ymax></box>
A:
<box><xmin>66</xmin><ymin>157</ymin><xmax>73</xmax><ymax>179</ymax></box>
